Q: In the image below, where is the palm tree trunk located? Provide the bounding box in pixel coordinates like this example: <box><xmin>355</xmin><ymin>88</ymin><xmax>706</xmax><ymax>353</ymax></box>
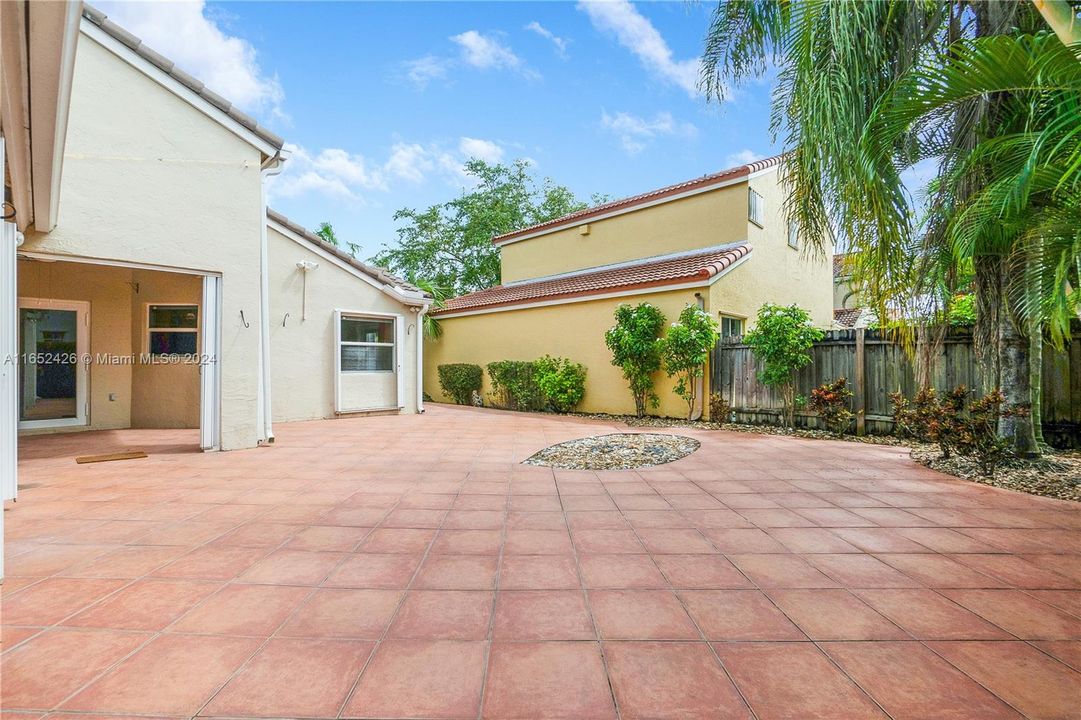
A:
<box><xmin>999</xmin><ymin>311</ymin><xmax>1040</xmax><ymax>457</ymax></box>
<box><xmin>1030</xmin><ymin>326</ymin><xmax>1044</xmax><ymax>445</ymax></box>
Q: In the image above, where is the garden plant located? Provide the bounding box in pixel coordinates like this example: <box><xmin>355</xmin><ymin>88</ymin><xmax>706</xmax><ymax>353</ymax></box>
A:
<box><xmin>605</xmin><ymin>303</ymin><xmax>667</xmax><ymax>418</ymax></box>
<box><xmin>437</xmin><ymin>363</ymin><xmax>483</xmax><ymax>405</ymax></box>
<box><xmin>743</xmin><ymin>303</ymin><xmax>823</xmax><ymax>428</ymax></box>
<box><xmin>809</xmin><ymin>377</ymin><xmax>854</xmax><ymax>435</ymax></box>
<box><xmin>661</xmin><ymin>305</ymin><xmax>720</xmax><ymax>420</ymax></box>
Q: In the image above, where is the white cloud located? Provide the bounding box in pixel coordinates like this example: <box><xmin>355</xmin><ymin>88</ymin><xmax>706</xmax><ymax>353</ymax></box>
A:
<box><xmin>525</xmin><ymin>21</ymin><xmax>569</xmax><ymax>58</ymax></box>
<box><xmin>724</xmin><ymin>149</ymin><xmax>765</xmax><ymax>167</ymax></box>
<box><xmin>578</xmin><ymin>0</ymin><xmax>699</xmax><ymax>98</ymax></box>
<box><xmin>451</xmin><ymin>30</ymin><xmax>522</xmax><ymax>70</ymax></box>
<box><xmin>458</xmin><ymin>137</ymin><xmax>505</xmax><ymax>164</ymax></box>
<box><xmin>600</xmin><ymin>110</ymin><xmax>697</xmax><ymax>154</ymax></box>
<box><xmin>95</xmin><ymin>0</ymin><xmax>285</xmax><ymax>120</ymax></box>
<box><xmin>384</xmin><ymin>143</ymin><xmax>434</xmax><ymax>184</ymax></box>
<box><xmin>403</xmin><ymin>55</ymin><xmax>449</xmax><ymax>89</ymax></box>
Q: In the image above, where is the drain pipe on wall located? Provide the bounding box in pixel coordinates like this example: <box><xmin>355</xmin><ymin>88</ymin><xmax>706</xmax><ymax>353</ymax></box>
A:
<box><xmin>691</xmin><ymin>292</ymin><xmax>706</xmax><ymax>421</ymax></box>
<box><xmin>416</xmin><ymin>302</ymin><xmax>430</xmax><ymax>412</ymax></box>
<box><xmin>258</xmin><ymin>151</ymin><xmax>287</xmax><ymax>444</ymax></box>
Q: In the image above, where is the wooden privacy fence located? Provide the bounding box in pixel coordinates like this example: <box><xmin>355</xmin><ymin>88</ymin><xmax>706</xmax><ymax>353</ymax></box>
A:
<box><xmin>710</xmin><ymin>325</ymin><xmax>1080</xmax><ymax>448</ymax></box>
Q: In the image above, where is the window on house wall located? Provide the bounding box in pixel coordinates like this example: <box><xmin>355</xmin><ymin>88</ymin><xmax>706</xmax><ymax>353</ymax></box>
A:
<box><xmin>788</xmin><ymin>220</ymin><xmax>799</xmax><ymax>249</ymax></box>
<box><xmin>147</xmin><ymin>305</ymin><xmax>198</xmax><ymax>355</ymax></box>
<box><xmin>340</xmin><ymin>315</ymin><xmax>394</xmax><ymax>372</ymax></box>
<box><xmin>748</xmin><ymin>188</ymin><xmax>764</xmax><ymax>226</ymax></box>
<box><xmin>720</xmin><ymin>315</ymin><xmax>744</xmax><ymax>339</ymax></box>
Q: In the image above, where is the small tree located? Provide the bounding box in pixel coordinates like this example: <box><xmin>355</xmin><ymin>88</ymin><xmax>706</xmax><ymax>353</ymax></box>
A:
<box><xmin>314</xmin><ymin>222</ymin><xmax>339</xmax><ymax>247</ymax></box>
<box><xmin>743</xmin><ymin>303</ymin><xmax>824</xmax><ymax>428</ymax></box>
<box><xmin>604</xmin><ymin>303</ymin><xmax>666</xmax><ymax>417</ymax></box>
<box><xmin>662</xmin><ymin>306</ymin><xmax>720</xmax><ymax>419</ymax></box>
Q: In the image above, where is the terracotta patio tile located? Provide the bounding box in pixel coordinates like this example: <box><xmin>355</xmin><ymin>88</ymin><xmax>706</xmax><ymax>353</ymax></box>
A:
<box><xmin>714</xmin><ymin>642</ymin><xmax>886</xmax><ymax>719</ymax></box>
<box><xmin>380</xmin><ymin>508</ymin><xmax>447</xmax><ymax>528</ymax></box>
<box><xmin>893</xmin><ymin>527</ymin><xmax>999</xmax><ymax>553</ymax></box>
<box><xmin>1025</xmin><ymin>590</ymin><xmax>1081</xmax><ymax>615</ymax></box>
<box><xmin>453</xmin><ymin>494</ymin><xmax>507</xmax><ymax>510</ymax></box>
<box><xmin>389</xmin><ymin>590</ymin><xmax>493</xmax><ymax>640</ymax></box>
<box><xmin>499</xmin><ymin>555</ymin><xmax>580</xmax><ymax>590</ymax></box>
<box><xmin>604</xmin><ymin>641</ymin><xmax>751</xmax><ymax>719</ymax></box>
<box><xmin>940</xmin><ymin>589</ymin><xmax>1081</xmax><ymax>639</ymax></box>
<box><xmin>62</xmin><ymin>579</ymin><xmax>219</xmax><ymax>631</ymax></box>
<box><xmin>565</xmin><ymin>511</ymin><xmax>628</xmax><ymax>530</ymax></box>
<box><xmin>278</xmin><ymin>588</ymin><xmax>403</xmax><ymax>638</ymax></box>
<box><xmin>1032</xmin><ymin>640</ymin><xmax>1081</xmax><ymax>671</ymax></box>
<box><xmin>589</xmin><ymin>589</ymin><xmax>699</xmax><ymax>639</ymax></box>
<box><xmin>413</xmin><ymin>554</ymin><xmax>499</xmax><ymax>590</ymax></box>
<box><xmin>578</xmin><ymin>554</ymin><xmax>668</xmax><ymax>589</ymax></box>
<box><xmin>503</xmin><ymin>529</ymin><xmax>573</xmax><ymax>555</ymax></box>
<box><xmin>950</xmin><ymin>554</ymin><xmax>1079</xmax><ymax>589</ymax></box>
<box><xmin>132</xmin><ymin>521</ymin><xmax>235</xmax><ymax>547</ymax></box>
<box><xmin>343</xmin><ymin>639</ymin><xmax>486</xmax><ymax>719</ymax></box>
<box><xmin>212</xmin><ymin>522</ymin><xmax>299</xmax><ymax>548</ymax></box>
<box><xmin>203</xmin><ymin>637</ymin><xmax>373</xmax><ymax>718</ymax></box>
<box><xmin>560</xmin><ymin>495</ymin><xmax>616</xmax><ymax>511</ymax></box>
<box><xmin>679</xmin><ymin>589</ymin><xmax>804</xmax><ymax>641</ymax></box>
<box><xmin>482</xmin><ymin>642</ymin><xmax>615</xmax><ymax>719</ymax></box>
<box><xmin>928</xmin><ymin>640</ymin><xmax>1080</xmax><ymax>720</ymax></box>
<box><xmin>766</xmin><ymin>589</ymin><xmax>908</xmax><ymax>640</ymax></box>
<box><xmin>805</xmin><ymin>554</ymin><xmax>921</xmax><ymax>588</ymax></box>
<box><xmin>324</xmin><ymin>553</ymin><xmax>421</xmax><ymax>589</ymax></box>
<box><xmin>829</xmin><ymin>528</ymin><xmax>930</xmax><ymax>554</ymax></box>
<box><xmin>1</xmin><ymin>628</ymin><xmax>150</xmax><ymax>710</ymax></box>
<box><xmin>636</xmin><ymin>528</ymin><xmax>717</xmax><ymax>554</ymax></box>
<box><xmin>61</xmin><ymin>546</ymin><xmax>185</xmax><ymax>579</ymax></box>
<box><xmin>765</xmin><ymin>527</ymin><xmax>862</xmax><ymax>553</ymax></box>
<box><xmin>572</xmin><ymin>529</ymin><xmax>644</xmax><ymax>554</ymax></box>
<box><xmin>877</xmin><ymin>553</ymin><xmax>1008</xmax><ymax>588</ymax></box>
<box><xmin>3</xmin><ymin>544</ymin><xmax>120</xmax><ymax>578</ymax></box>
<box><xmin>727</xmin><ymin>554</ymin><xmax>839</xmax><ymax>588</ymax></box>
<box><xmin>736</xmin><ymin>508</ymin><xmax>816</xmax><ymax>528</ymax></box>
<box><xmin>1</xmin><ymin>625</ymin><xmax>42</xmax><ymax>651</ymax></box>
<box><xmin>431</xmin><ymin>529</ymin><xmax>503</xmax><ymax>555</ymax></box>
<box><xmin>168</xmin><ymin>583</ymin><xmax>310</xmax><ymax>636</ymax></box>
<box><xmin>1</xmin><ymin>579</ymin><xmax>126</xmax><ymax>626</ymax></box>
<box><xmin>652</xmin><ymin>554</ymin><xmax>753</xmax><ymax>589</ymax></box>
<box><xmin>443</xmin><ymin>510</ymin><xmax>505</xmax><ymax>530</ymax></box>
<box><xmin>700</xmin><ymin>528</ymin><xmax>788</xmax><ymax>553</ymax></box>
<box><xmin>238</xmin><ymin>549</ymin><xmax>344</xmax><ymax>586</ymax></box>
<box><xmin>852</xmin><ymin>589</ymin><xmax>1012</xmax><ymax>640</ymax></box>
<box><xmin>359</xmin><ymin>528</ymin><xmax>436</xmax><ymax>553</ymax></box>
<box><xmin>821</xmin><ymin>641</ymin><xmax>1022</xmax><ymax>719</ymax></box>
<box><xmin>151</xmin><ymin>545</ymin><xmax>269</xmax><ymax>581</ymax></box>
<box><xmin>320</xmin><ymin>507</ymin><xmax>388</xmax><ymax>527</ymax></box>
<box><xmin>508</xmin><ymin>511</ymin><xmax>570</xmax><ymax>530</ymax></box>
<box><xmin>61</xmin><ymin>634</ymin><xmax>261</xmax><ymax>715</ymax></box>
<box><xmin>493</xmin><ymin>590</ymin><xmax>594</xmax><ymax>640</ymax></box>
<box><xmin>286</xmin><ymin>525</ymin><xmax>372</xmax><ymax>552</ymax></box>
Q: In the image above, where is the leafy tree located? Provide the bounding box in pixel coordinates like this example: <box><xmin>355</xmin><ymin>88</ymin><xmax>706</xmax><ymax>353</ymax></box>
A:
<box><xmin>743</xmin><ymin>303</ymin><xmax>823</xmax><ymax>428</ymax></box>
<box><xmin>314</xmin><ymin>222</ymin><xmax>339</xmax><ymax>247</ymax></box>
<box><xmin>604</xmin><ymin>303</ymin><xmax>667</xmax><ymax>418</ymax></box>
<box><xmin>371</xmin><ymin>160</ymin><xmax>600</xmax><ymax>296</ymax></box>
<box><xmin>534</xmin><ymin>356</ymin><xmax>587</xmax><ymax>413</ymax></box>
<box><xmin>661</xmin><ymin>306</ymin><xmax>720</xmax><ymax>419</ymax></box>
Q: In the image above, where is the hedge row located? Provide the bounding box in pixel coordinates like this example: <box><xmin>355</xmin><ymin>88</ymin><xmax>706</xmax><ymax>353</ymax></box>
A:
<box><xmin>437</xmin><ymin>356</ymin><xmax>586</xmax><ymax>413</ymax></box>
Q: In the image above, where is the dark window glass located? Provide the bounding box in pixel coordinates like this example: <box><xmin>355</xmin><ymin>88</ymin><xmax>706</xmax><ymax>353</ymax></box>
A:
<box><xmin>150</xmin><ymin>331</ymin><xmax>197</xmax><ymax>355</ymax></box>
<box><xmin>149</xmin><ymin>305</ymin><xmax>198</xmax><ymax>329</ymax></box>
<box><xmin>341</xmin><ymin>344</ymin><xmax>393</xmax><ymax>372</ymax></box>
<box><xmin>721</xmin><ymin>316</ymin><xmax>743</xmax><ymax>338</ymax></box>
<box><xmin>341</xmin><ymin>317</ymin><xmax>393</xmax><ymax>343</ymax></box>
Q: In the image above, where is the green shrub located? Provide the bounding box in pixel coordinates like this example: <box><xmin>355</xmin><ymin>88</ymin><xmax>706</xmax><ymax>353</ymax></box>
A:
<box><xmin>743</xmin><ymin>303</ymin><xmax>824</xmax><ymax>428</ymax></box>
<box><xmin>534</xmin><ymin>356</ymin><xmax>587</xmax><ymax>412</ymax></box>
<box><xmin>809</xmin><ymin>377</ymin><xmax>854</xmax><ymax>435</ymax></box>
<box><xmin>437</xmin><ymin>364</ymin><xmax>482</xmax><ymax>405</ymax></box>
<box><xmin>605</xmin><ymin>303</ymin><xmax>666</xmax><ymax>417</ymax></box>
<box><xmin>487</xmin><ymin>360</ymin><xmax>544</xmax><ymax>411</ymax></box>
<box><xmin>662</xmin><ymin>305</ymin><xmax>721</xmax><ymax>419</ymax></box>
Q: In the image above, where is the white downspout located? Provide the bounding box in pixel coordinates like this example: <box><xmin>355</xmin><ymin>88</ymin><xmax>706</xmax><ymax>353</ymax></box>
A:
<box><xmin>416</xmin><ymin>303</ymin><xmax>430</xmax><ymax>413</ymax></box>
<box><xmin>258</xmin><ymin>152</ymin><xmax>286</xmax><ymax>443</ymax></box>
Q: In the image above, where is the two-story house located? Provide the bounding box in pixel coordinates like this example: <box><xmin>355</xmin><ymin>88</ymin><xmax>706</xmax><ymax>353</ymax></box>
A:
<box><xmin>424</xmin><ymin>156</ymin><xmax>834</xmax><ymax>418</ymax></box>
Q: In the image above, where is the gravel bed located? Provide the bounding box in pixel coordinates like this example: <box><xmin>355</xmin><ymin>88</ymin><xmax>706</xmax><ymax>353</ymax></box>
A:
<box><xmin>524</xmin><ymin>433</ymin><xmax>701</xmax><ymax>470</ymax></box>
<box><xmin>911</xmin><ymin>445</ymin><xmax>1081</xmax><ymax>502</ymax></box>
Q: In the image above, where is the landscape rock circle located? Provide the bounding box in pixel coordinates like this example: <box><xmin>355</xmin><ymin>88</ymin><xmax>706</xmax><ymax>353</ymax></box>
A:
<box><xmin>523</xmin><ymin>432</ymin><xmax>701</xmax><ymax>470</ymax></box>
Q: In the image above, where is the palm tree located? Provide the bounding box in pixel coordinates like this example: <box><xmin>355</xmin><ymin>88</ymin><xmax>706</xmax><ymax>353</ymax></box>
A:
<box><xmin>700</xmin><ymin>0</ymin><xmax>1076</xmax><ymax>455</ymax></box>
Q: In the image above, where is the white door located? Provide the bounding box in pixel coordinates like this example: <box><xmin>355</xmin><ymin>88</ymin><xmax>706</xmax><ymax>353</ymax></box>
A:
<box><xmin>334</xmin><ymin>310</ymin><xmax>404</xmax><ymax>413</ymax></box>
<box><xmin>17</xmin><ymin>298</ymin><xmax>89</xmax><ymax>429</ymax></box>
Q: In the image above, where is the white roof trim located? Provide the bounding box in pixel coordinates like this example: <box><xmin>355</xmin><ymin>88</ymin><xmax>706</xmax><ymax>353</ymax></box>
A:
<box><xmin>503</xmin><ymin>241</ymin><xmax>746</xmax><ymax>287</ymax></box>
<box><xmin>268</xmin><ymin>218</ymin><xmax>427</xmax><ymax>306</ymax></box>
<box><xmin>494</xmin><ymin>174</ymin><xmax>749</xmax><ymax>247</ymax></box>
<box><xmin>80</xmin><ymin>19</ymin><xmax>280</xmax><ymax>157</ymax></box>
<box><xmin>436</xmin><ymin>253</ymin><xmax>750</xmax><ymax>319</ymax></box>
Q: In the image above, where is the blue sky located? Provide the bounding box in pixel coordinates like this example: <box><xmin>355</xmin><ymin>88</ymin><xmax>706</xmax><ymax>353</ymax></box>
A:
<box><xmin>96</xmin><ymin>1</ymin><xmax>779</xmax><ymax>259</ymax></box>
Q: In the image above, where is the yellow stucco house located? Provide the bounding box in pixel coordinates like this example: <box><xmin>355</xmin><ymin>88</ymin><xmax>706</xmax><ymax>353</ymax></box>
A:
<box><xmin>425</xmin><ymin>157</ymin><xmax>834</xmax><ymax>418</ymax></box>
<box><xmin>0</xmin><ymin>2</ymin><xmax>429</xmax><ymax>574</ymax></box>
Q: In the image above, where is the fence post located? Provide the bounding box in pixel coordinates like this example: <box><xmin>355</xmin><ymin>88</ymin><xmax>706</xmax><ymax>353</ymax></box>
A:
<box><xmin>855</xmin><ymin>328</ymin><xmax>866</xmax><ymax>436</ymax></box>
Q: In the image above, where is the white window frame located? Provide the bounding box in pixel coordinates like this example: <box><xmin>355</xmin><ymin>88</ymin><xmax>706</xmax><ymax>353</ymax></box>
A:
<box><xmin>145</xmin><ymin>302</ymin><xmax>200</xmax><ymax>357</ymax></box>
<box><xmin>788</xmin><ymin>220</ymin><xmax>799</xmax><ymax>249</ymax></box>
<box><xmin>338</xmin><ymin>314</ymin><xmax>397</xmax><ymax>374</ymax></box>
<box><xmin>748</xmin><ymin>188</ymin><xmax>764</xmax><ymax>227</ymax></box>
<box><xmin>719</xmin><ymin>313</ymin><xmax>745</xmax><ymax>339</ymax></box>
<box><xmin>334</xmin><ymin>310</ymin><xmax>405</xmax><ymax>413</ymax></box>
<box><xmin>17</xmin><ymin>297</ymin><xmax>90</xmax><ymax>430</ymax></box>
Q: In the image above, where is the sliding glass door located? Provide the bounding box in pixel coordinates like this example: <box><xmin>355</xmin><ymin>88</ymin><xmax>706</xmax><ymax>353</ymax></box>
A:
<box><xmin>18</xmin><ymin>299</ymin><xmax>89</xmax><ymax>429</ymax></box>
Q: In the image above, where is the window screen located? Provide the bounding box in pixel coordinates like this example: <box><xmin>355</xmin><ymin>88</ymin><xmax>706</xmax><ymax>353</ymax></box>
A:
<box><xmin>147</xmin><ymin>305</ymin><xmax>198</xmax><ymax>356</ymax></box>
<box><xmin>340</xmin><ymin>316</ymin><xmax>394</xmax><ymax>372</ymax></box>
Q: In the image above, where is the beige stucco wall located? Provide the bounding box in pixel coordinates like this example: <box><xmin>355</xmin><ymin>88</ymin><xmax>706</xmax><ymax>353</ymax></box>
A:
<box><xmin>425</xmin><ymin>288</ymin><xmax>709</xmax><ymax>419</ymax></box>
<box><xmin>499</xmin><ymin>182</ymin><xmax>749</xmax><ymax>284</ymax></box>
<box><xmin>710</xmin><ymin>169</ymin><xmax>834</xmax><ymax>329</ymax></box>
<box><xmin>129</xmin><ymin>270</ymin><xmax>201</xmax><ymax>429</ymax></box>
<box><xmin>267</xmin><ymin>226</ymin><xmax>420</xmax><ymax>423</ymax></box>
<box><xmin>18</xmin><ymin>29</ymin><xmax>266</xmax><ymax>449</ymax></box>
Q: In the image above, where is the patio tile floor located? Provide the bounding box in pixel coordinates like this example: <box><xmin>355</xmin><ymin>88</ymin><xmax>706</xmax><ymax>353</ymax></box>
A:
<box><xmin>3</xmin><ymin>404</ymin><xmax>1079</xmax><ymax>718</ymax></box>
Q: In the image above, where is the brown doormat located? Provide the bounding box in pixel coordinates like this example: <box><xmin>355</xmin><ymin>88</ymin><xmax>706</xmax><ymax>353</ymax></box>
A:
<box><xmin>75</xmin><ymin>451</ymin><xmax>148</xmax><ymax>464</ymax></box>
